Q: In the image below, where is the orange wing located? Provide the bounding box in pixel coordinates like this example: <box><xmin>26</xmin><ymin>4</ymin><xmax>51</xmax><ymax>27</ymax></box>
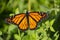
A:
<box><xmin>29</xmin><ymin>12</ymin><xmax>47</xmax><ymax>22</ymax></box>
<box><xmin>29</xmin><ymin>12</ymin><xmax>47</xmax><ymax>29</ymax></box>
<box><xmin>11</xmin><ymin>14</ymin><xmax>25</xmax><ymax>24</ymax></box>
<box><xmin>19</xmin><ymin>17</ymin><xmax>28</xmax><ymax>30</ymax></box>
<box><xmin>6</xmin><ymin>14</ymin><xmax>25</xmax><ymax>24</ymax></box>
<box><xmin>29</xmin><ymin>16</ymin><xmax>37</xmax><ymax>30</ymax></box>
<box><xmin>6</xmin><ymin>14</ymin><xmax>28</xmax><ymax>30</ymax></box>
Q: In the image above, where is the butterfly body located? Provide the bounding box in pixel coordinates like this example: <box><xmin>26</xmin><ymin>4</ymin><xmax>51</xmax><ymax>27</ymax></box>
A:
<box><xmin>6</xmin><ymin>11</ymin><xmax>47</xmax><ymax>31</ymax></box>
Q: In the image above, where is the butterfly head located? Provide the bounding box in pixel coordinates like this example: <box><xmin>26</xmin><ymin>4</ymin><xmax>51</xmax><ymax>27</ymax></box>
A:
<box><xmin>26</xmin><ymin>11</ymin><xmax>29</xmax><ymax>15</ymax></box>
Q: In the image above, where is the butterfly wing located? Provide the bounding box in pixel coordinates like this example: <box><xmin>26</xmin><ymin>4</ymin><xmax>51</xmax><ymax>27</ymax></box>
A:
<box><xmin>19</xmin><ymin>17</ymin><xmax>28</xmax><ymax>30</ymax></box>
<box><xmin>29</xmin><ymin>12</ymin><xmax>47</xmax><ymax>29</ymax></box>
<box><xmin>29</xmin><ymin>12</ymin><xmax>47</xmax><ymax>22</ymax></box>
<box><xmin>6</xmin><ymin>14</ymin><xmax>25</xmax><ymax>24</ymax></box>
<box><xmin>29</xmin><ymin>16</ymin><xmax>37</xmax><ymax>30</ymax></box>
<box><xmin>6</xmin><ymin>14</ymin><xmax>28</xmax><ymax>30</ymax></box>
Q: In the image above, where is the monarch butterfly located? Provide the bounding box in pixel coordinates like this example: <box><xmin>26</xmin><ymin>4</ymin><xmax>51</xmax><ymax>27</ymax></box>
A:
<box><xmin>6</xmin><ymin>11</ymin><xmax>47</xmax><ymax>31</ymax></box>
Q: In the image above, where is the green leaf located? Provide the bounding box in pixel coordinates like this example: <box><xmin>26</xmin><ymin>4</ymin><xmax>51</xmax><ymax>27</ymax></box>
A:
<box><xmin>14</xmin><ymin>34</ymin><xmax>21</xmax><ymax>40</ymax></box>
<box><xmin>50</xmin><ymin>19</ymin><xmax>55</xmax><ymax>26</ymax></box>
<box><xmin>50</xmin><ymin>26</ymin><xmax>55</xmax><ymax>32</ymax></box>
<box><xmin>8</xmin><ymin>24</ymin><xmax>17</xmax><ymax>34</ymax></box>
<box><xmin>54</xmin><ymin>31</ymin><xmax>59</xmax><ymax>40</ymax></box>
<box><xmin>0</xmin><ymin>31</ymin><xmax>2</xmax><ymax>35</ymax></box>
<box><xmin>50</xmin><ymin>19</ymin><xmax>55</xmax><ymax>32</ymax></box>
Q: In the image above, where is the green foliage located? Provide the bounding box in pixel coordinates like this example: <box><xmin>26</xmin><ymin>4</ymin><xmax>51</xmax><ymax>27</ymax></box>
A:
<box><xmin>0</xmin><ymin>0</ymin><xmax>60</xmax><ymax>40</ymax></box>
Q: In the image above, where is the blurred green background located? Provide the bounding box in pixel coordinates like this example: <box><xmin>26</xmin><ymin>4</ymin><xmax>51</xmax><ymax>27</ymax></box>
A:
<box><xmin>0</xmin><ymin>0</ymin><xmax>60</xmax><ymax>40</ymax></box>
